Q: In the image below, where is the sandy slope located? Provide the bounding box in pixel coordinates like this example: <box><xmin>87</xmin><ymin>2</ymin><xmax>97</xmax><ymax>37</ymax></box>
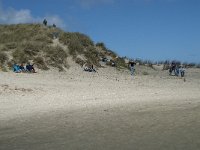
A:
<box><xmin>0</xmin><ymin>67</ymin><xmax>200</xmax><ymax>150</ymax></box>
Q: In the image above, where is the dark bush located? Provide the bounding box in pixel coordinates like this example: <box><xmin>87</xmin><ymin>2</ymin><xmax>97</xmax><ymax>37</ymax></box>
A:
<box><xmin>12</xmin><ymin>49</ymin><xmax>29</xmax><ymax>63</ymax></box>
<box><xmin>142</xmin><ymin>71</ymin><xmax>149</xmax><ymax>75</ymax></box>
<box><xmin>75</xmin><ymin>57</ymin><xmax>86</xmax><ymax>67</ymax></box>
<box><xmin>0</xmin><ymin>52</ymin><xmax>8</xmax><ymax>65</ymax></box>
<box><xmin>60</xmin><ymin>32</ymin><xmax>93</xmax><ymax>47</ymax></box>
<box><xmin>74</xmin><ymin>32</ymin><xmax>94</xmax><ymax>47</ymax></box>
<box><xmin>7</xmin><ymin>61</ymin><xmax>14</xmax><ymax>69</ymax></box>
<box><xmin>196</xmin><ymin>64</ymin><xmax>200</xmax><ymax>68</ymax></box>
<box><xmin>96</xmin><ymin>42</ymin><xmax>107</xmax><ymax>51</ymax></box>
<box><xmin>45</xmin><ymin>46</ymin><xmax>68</xmax><ymax>67</ymax></box>
<box><xmin>33</xmin><ymin>57</ymin><xmax>49</xmax><ymax>70</ymax></box>
<box><xmin>32</xmin><ymin>34</ymin><xmax>52</xmax><ymax>44</ymax></box>
<box><xmin>187</xmin><ymin>63</ymin><xmax>196</xmax><ymax>68</ymax></box>
<box><xmin>106</xmin><ymin>49</ymin><xmax>117</xmax><ymax>58</ymax></box>
<box><xmin>84</xmin><ymin>46</ymin><xmax>100</xmax><ymax>67</ymax></box>
<box><xmin>20</xmin><ymin>42</ymin><xmax>41</xmax><ymax>57</ymax></box>
<box><xmin>59</xmin><ymin>32</ymin><xmax>72</xmax><ymax>45</ymax></box>
<box><xmin>0</xmin><ymin>46</ymin><xmax>9</xmax><ymax>51</ymax></box>
<box><xmin>68</xmin><ymin>39</ymin><xmax>84</xmax><ymax>58</ymax></box>
<box><xmin>5</xmin><ymin>42</ymin><xmax>18</xmax><ymax>49</ymax></box>
<box><xmin>115</xmin><ymin>57</ymin><xmax>127</xmax><ymax>69</ymax></box>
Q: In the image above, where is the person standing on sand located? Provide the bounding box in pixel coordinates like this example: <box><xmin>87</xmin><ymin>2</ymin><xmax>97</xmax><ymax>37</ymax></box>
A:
<box><xmin>43</xmin><ymin>19</ymin><xmax>47</xmax><ymax>26</ymax></box>
<box><xmin>53</xmin><ymin>24</ymin><xmax>56</xmax><ymax>28</ymax></box>
<box><xmin>129</xmin><ymin>61</ymin><xmax>136</xmax><ymax>76</ymax></box>
<box><xmin>179</xmin><ymin>66</ymin><xmax>186</xmax><ymax>77</ymax></box>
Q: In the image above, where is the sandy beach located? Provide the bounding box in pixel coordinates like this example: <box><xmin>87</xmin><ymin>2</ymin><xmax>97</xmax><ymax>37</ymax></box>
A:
<box><xmin>0</xmin><ymin>66</ymin><xmax>200</xmax><ymax>150</ymax></box>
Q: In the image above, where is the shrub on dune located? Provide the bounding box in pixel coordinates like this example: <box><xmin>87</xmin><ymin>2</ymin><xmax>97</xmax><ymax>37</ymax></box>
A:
<box><xmin>0</xmin><ymin>52</ymin><xmax>8</xmax><ymax>66</ymax></box>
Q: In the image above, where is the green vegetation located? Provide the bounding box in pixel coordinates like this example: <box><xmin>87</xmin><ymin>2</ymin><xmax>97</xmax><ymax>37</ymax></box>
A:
<box><xmin>45</xmin><ymin>45</ymin><xmax>68</xmax><ymax>69</ymax></box>
<box><xmin>0</xmin><ymin>24</ymin><xmax>199</xmax><ymax>72</ymax></box>
<box><xmin>115</xmin><ymin>57</ymin><xmax>127</xmax><ymax>69</ymax></box>
<box><xmin>84</xmin><ymin>46</ymin><xmax>100</xmax><ymax>67</ymax></box>
<box><xmin>59</xmin><ymin>32</ymin><xmax>94</xmax><ymax>60</ymax></box>
<box><xmin>0</xmin><ymin>24</ymin><xmax>127</xmax><ymax>71</ymax></box>
<box><xmin>33</xmin><ymin>57</ymin><xmax>48</xmax><ymax>70</ymax></box>
<box><xmin>0</xmin><ymin>24</ymin><xmax>53</xmax><ymax>44</ymax></box>
<box><xmin>96</xmin><ymin>42</ymin><xmax>107</xmax><ymax>50</ymax></box>
<box><xmin>75</xmin><ymin>57</ymin><xmax>86</xmax><ymax>67</ymax></box>
<box><xmin>142</xmin><ymin>71</ymin><xmax>149</xmax><ymax>75</ymax></box>
<box><xmin>0</xmin><ymin>51</ymin><xmax>8</xmax><ymax>65</ymax></box>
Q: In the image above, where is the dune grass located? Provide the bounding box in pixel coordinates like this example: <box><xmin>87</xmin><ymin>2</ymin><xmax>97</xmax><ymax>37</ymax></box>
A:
<box><xmin>0</xmin><ymin>24</ymin><xmax>127</xmax><ymax>71</ymax></box>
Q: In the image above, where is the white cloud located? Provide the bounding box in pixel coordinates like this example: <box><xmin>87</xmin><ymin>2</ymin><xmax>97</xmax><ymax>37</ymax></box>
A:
<box><xmin>0</xmin><ymin>6</ymin><xmax>66</xmax><ymax>29</ymax></box>
<box><xmin>0</xmin><ymin>8</ymin><xmax>33</xmax><ymax>24</ymax></box>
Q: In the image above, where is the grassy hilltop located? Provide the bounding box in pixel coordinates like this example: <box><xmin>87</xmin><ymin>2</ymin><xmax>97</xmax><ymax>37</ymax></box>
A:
<box><xmin>0</xmin><ymin>24</ymin><xmax>126</xmax><ymax>71</ymax></box>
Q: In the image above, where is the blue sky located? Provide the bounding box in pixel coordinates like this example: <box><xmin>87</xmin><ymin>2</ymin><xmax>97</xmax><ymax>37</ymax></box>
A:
<box><xmin>0</xmin><ymin>0</ymin><xmax>200</xmax><ymax>63</ymax></box>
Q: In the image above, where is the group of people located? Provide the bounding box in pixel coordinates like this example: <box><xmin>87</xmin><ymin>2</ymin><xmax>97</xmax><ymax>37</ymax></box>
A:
<box><xmin>11</xmin><ymin>60</ymin><xmax>186</xmax><ymax>78</ymax></box>
<box><xmin>13</xmin><ymin>63</ymin><xmax>36</xmax><ymax>73</ymax></box>
<box><xmin>83</xmin><ymin>64</ymin><xmax>96</xmax><ymax>72</ymax></box>
<box><xmin>128</xmin><ymin>60</ymin><xmax>186</xmax><ymax>78</ymax></box>
<box><xmin>169</xmin><ymin>62</ymin><xmax>185</xmax><ymax>77</ymax></box>
<box><xmin>43</xmin><ymin>19</ymin><xmax>56</xmax><ymax>27</ymax></box>
<box><xmin>43</xmin><ymin>19</ymin><xmax>58</xmax><ymax>39</ymax></box>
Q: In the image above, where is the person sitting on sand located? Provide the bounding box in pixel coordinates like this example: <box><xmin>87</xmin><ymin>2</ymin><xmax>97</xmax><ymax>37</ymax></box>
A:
<box><xmin>13</xmin><ymin>63</ymin><xmax>21</xmax><ymax>73</ymax></box>
<box><xmin>129</xmin><ymin>61</ymin><xmax>136</xmax><ymax>76</ymax></box>
<box><xmin>19</xmin><ymin>63</ymin><xmax>26</xmax><ymax>72</ymax></box>
<box><xmin>83</xmin><ymin>63</ymin><xmax>96</xmax><ymax>72</ymax></box>
<box><xmin>26</xmin><ymin>63</ymin><xmax>36</xmax><ymax>73</ymax></box>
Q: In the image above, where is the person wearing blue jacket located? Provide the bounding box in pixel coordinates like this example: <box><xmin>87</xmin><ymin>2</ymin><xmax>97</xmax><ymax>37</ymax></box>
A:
<box><xmin>13</xmin><ymin>64</ymin><xmax>21</xmax><ymax>73</ymax></box>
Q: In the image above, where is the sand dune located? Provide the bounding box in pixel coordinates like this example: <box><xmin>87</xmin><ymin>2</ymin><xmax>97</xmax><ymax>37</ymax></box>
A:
<box><xmin>0</xmin><ymin>67</ymin><xmax>200</xmax><ymax>150</ymax></box>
